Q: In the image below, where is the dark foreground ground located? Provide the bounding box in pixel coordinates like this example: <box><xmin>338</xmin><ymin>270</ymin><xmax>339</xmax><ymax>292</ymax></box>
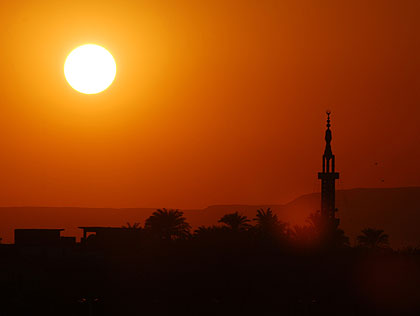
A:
<box><xmin>0</xmin><ymin>242</ymin><xmax>419</xmax><ymax>316</ymax></box>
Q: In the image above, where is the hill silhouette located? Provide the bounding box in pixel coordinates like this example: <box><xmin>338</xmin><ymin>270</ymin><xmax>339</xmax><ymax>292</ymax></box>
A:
<box><xmin>0</xmin><ymin>187</ymin><xmax>419</xmax><ymax>247</ymax></box>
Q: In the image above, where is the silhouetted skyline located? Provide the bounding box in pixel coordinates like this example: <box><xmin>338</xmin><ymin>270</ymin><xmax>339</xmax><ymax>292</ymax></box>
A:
<box><xmin>0</xmin><ymin>1</ymin><xmax>419</xmax><ymax>315</ymax></box>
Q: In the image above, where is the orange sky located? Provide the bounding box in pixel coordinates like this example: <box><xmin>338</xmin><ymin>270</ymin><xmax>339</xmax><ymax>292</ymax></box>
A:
<box><xmin>0</xmin><ymin>0</ymin><xmax>418</xmax><ymax>209</ymax></box>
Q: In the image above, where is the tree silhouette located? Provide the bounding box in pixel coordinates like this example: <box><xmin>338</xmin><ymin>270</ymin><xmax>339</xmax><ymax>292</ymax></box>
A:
<box><xmin>292</xmin><ymin>211</ymin><xmax>349</xmax><ymax>248</ymax></box>
<box><xmin>253</xmin><ymin>208</ymin><xmax>288</xmax><ymax>238</ymax></box>
<box><xmin>194</xmin><ymin>225</ymin><xmax>227</xmax><ymax>236</ymax></box>
<box><xmin>122</xmin><ymin>222</ymin><xmax>142</xmax><ymax>230</ymax></box>
<box><xmin>291</xmin><ymin>211</ymin><xmax>322</xmax><ymax>246</ymax></box>
<box><xmin>192</xmin><ymin>225</ymin><xmax>229</xmax><ymax>244</ymax></box>
<box><xmin>357</xmin><ymin>228</ymin><xmax>390</xmax><ymax>249</ymax></box>
<box><xmin>291</xmin><ymin>224</ymin><xmax>314</xmax><ymax>246</ymax></box>
<box><xmin>144</xmin><ymin>209</ymin><xmax>191</xmax><ymax>240</ymax></box>
<box><xmin>218</xmin><ymin>212</ymin><xmax>251</xmax><ymax>231</ymax></box>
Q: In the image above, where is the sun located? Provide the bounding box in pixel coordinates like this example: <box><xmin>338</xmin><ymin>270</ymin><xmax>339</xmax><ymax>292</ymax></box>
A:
<box><xmin>64</xmin><ymin>44</ymin><xmax>117</xmax><ymax>94</ymax></box>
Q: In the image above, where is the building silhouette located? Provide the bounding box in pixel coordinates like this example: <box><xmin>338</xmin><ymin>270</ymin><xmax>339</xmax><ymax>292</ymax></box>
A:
<box><xmin>79</xmin><ymin>226</ymin><xmax>142</xmax><ymax>249</ymax></box>
<box><xmin>15</xmin><ymin>228</ymin><xmax>64</xmax><ymax>246</ymax></box>
<box><xmin>318</xmin><ymin>111</ymin><xmax>340</xmax><ymax>229</ymax></box>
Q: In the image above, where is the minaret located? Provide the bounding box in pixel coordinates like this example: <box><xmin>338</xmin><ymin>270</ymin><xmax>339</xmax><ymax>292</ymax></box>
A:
<box><xmin>318</xmin><ymin>111</ymin><xmax>340</xmax><ymax>228</ymax></box>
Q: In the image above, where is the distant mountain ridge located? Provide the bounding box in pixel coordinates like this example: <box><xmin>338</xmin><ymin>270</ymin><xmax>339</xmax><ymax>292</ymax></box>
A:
<box><xmin>0</xmin><ymin>187</ymin><xmax>419</xmax><ymax>247</ymax></box>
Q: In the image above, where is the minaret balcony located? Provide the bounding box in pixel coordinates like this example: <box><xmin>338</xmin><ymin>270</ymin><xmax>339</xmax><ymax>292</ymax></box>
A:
<box><xmin>318</xmin><ymin>172</ymin><xmax>339</xmax><ymax>180</ymax></box>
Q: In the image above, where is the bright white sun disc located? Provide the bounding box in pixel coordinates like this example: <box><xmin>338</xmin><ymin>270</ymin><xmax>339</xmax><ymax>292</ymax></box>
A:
<box><xmin>64</xmin><ymin>44</ymin><xmax>116</xmax><ymax>94</ymax></box>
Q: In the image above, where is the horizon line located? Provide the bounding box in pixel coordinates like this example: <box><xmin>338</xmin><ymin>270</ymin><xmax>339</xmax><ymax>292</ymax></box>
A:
<box><xmin>0</xmin><ymin>185</ymin><xmax>418</xmax><ymax>210</ymax></box>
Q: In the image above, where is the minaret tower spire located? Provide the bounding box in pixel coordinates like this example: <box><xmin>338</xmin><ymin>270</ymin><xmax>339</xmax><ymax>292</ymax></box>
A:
<box><xmin>318</xmin><ymin>111</ymin><xmax>340</xmax><ymax>228</ymax></box>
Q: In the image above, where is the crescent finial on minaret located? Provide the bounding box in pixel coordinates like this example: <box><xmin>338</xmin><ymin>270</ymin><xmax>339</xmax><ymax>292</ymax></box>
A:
<box><xmin>326</xmin><ymin>110</ymin><xmax>331</xmax><ymax>129</ymax></box>
<box><xmin>325</xmin><ymin>110</ymin><xmax>332</xmax><ymax>146</ymax></box>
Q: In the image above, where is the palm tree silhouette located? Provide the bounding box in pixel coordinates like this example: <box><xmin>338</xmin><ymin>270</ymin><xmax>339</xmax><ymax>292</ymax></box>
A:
<box><xmin>193</xmin><ymin>225</ymin><xmax>229</xmax><ymax>242</ymax></box>
<box><xmin>122</xmin><ymin>222</ymin><xmax>142</xmax><ymax>230</ymax></box>
<box><xmin>357</xmin><ymin>228</ymin><xmax>390</xmax><ymax>249</ymax></box>
<box><xmin>292</xmin><ymin>211</ymin><xmax>349</xmax><ymax>248</ymax></box>
<box><xmin>218</xmin><ymin>212</ymin><xmax>251</xmax><ymax>231</ymax></box>
<box><xmin>194</xmin><ymin>225</ymin><xmax>225</xmax><ymax>236</ymax></box>
<box><xmin>253</xmin><ymin>208</ymin><xmax>288</xmax><ymax>236</ymax></box>
<box><xmin>144</xmin><ymin>208</ymin><xmax>191</xmax><ymax>240</ymax></box>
